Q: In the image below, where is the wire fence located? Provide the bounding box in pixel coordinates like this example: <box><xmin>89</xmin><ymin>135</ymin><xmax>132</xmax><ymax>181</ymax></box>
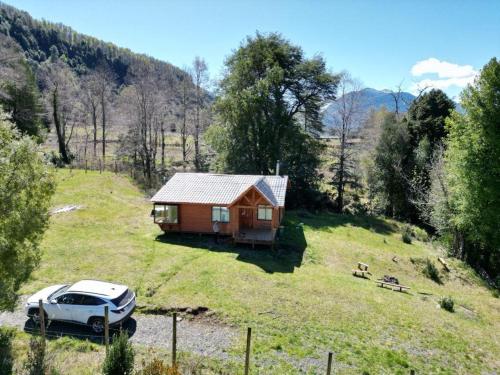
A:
<box><xmin>27</xmin><ymin>299</ymin><xmax>336</xmax><ymax>374</ymax></box>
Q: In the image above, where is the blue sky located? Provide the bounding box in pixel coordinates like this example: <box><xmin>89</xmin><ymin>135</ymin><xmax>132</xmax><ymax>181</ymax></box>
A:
<box><xmin>5</xmin><ymin>0</ymin><xmax>500</xmax><ymax>98</ymax></box>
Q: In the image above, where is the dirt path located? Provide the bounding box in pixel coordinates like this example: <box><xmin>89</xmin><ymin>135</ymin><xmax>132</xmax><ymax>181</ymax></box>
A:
<box><xmin>0</xmin><ymin>296</ymin><xmax>237</xmax><ymax>361</ymax></box>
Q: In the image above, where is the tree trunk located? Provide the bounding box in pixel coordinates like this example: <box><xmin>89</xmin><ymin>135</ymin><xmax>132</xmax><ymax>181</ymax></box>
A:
<box><xmin>101</xmin><ymin>94</ymin><xmax>106</xmax><ymax>164</ymax></box>
<box><xmin>161</xmin><ymin>122</ymin><xmax>165</xmax><ymax>170</ymax></box>
<box><xmin>52</xmin><ymin>87</ymin><xmax>70</xmax><ymax>164</ymax></box>
<box><xmin>92</xmin><ymin>105</ymin><xmax>97</xmax><ymax>158</ymax></box>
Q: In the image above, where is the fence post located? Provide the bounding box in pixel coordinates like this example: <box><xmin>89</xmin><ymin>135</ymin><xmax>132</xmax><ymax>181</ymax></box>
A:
<box><xmin>244</xmin><ymin>327</ymin><xmax>252</xmax><ymax>375</ymax></box>
<box><xmin>326</xmin><ymin>352</ymin><xmax>333</xmax><ymax>375</ymax></box>
<box><xmin>85</xmin><ymin>159</ymin><xmax>88</xmax><ymax>173</ymax></box>
<box><xmin>172</xmin><ymin>312</ymin><xmax>177</xmax><ymax>366</ymax></box>
<box><xmin>38</xmin><ymin>299</ymin><xmax>46</xmax><ymax>344</ymax></box>
<box><xmin>104</xmin><ymin>305</ymin><xmax>109</xmax><ymax>352</ymax></box>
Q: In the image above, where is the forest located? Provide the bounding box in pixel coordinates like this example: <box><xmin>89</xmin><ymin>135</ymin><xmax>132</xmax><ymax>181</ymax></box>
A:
<box><xmin>0</xmin><ymin>0</ymin><xmax>498</xmax><ymax>295</ymax></box>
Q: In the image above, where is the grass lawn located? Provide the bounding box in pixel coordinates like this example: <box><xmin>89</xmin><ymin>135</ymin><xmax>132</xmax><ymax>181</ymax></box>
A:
<box><xmin>17</xmin><ymin>169</ymin><xmax>500</xmax><ymax>374</ymax></box>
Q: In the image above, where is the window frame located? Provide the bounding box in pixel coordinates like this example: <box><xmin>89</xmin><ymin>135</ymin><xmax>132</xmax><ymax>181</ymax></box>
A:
<box><xmin>212</xmin><ymin>206</ymin><xmax>230</xmax><ymax>223</ymax></box>
<box><xmin>153</xmin><ymin>204</ymin><xmax>179</xmax><ymax>224</ymax></box>
<box><xmin>257</xmin><ymin>205</ymin><xmax>273</xmax><ymax>221</ymax></box>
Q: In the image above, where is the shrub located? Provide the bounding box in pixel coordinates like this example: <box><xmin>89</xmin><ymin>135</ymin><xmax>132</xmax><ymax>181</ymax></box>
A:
<box><xmin>23</xmin><ymin>337</ymin><xmax>47</xmax><ymax>375</ymax></box>
<box><xmin>0</xmin><ymin>328</ymin><xmax>14</xmax><ymax>375</ymax></box>
<box><xmin>423</xmin><ymin>258</ymin><xmax>441</xmax><ymax>284</ymax></box>
<box><xmin>440</xmin><ymin>296</ymin><xmax>455</xmax><ymax>312</ymax></box>
<box><xmin>139</xmin><ymin>358</ymin><xmax>181</xmax><ymax>375</ymax></box>
<box><xmin>103</xmin><ymin>331</ymin><xmax>134</xmax><ymax>375</ymax></box>
<box><xmin>401</xmin><ymin>224</ymin><xmax>413</xmax><ymax>244</ymax></box>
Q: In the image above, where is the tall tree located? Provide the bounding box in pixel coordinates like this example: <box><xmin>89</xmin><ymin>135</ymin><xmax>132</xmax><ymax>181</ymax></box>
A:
<box><xmin>328</xmin><ymin>72</ymin><xmax>363</xmax><ymax>212</ymax></box>
<box><xmin>208</xmin><ymin>33</ymin><xmax>338</xmax><ymax>205</ymax></box>
<box><xmin>191</xmin><ymin>57</ymin><xmax>208</xmax><ymax>171</ymax></box>
<box><xmin>0</xmin><ymin>112</ymin><xmax>55</xmax><ymax>310</ymax></box>
<box><xmin>0</xmin><ymin>35</ymin><xmax>45</xmax><ymax>138</ymax></box>
<box><xmin>39</xmin><ymin>58</ymin><xmax>82</xmax><ymax>164</ymax></box>
<box><xmin>81</xmin><ymin>72</ymin><xmax>101</xmax><ymax>158</ymax></box>
<box><xmin>96</xmin><ymin>63</ymin><xmax>116</xmax><ymax>164</ymax></box>
<box><xmin>369</xmin><ymin>113</ymin><xmax>413</xmax><ymax>218</ymax></box>
<box><xmin>443</xmin><ymin>58</ymin><xmax>500</xmax><ymax>278</ymax></box>
<box><xmin>120</xmin><ymin>62</ymin><xmax>165</xmax><ymax>186</ymax></box>
<box><xmin>179</xmin><ymin>74</ymin><xmax>193</xmax><ymax>166</ymax></box>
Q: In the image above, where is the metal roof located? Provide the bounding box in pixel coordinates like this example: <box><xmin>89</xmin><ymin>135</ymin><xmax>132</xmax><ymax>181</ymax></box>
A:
<box><xmin>151</xmin><ymin>173</ymin><xmax>288</xmax><ymax>207</ymax></box>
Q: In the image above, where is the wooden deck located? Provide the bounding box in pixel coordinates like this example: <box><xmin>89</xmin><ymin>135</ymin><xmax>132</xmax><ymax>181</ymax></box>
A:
<box><xmin>234</xmin><ymin>228</ymin><xmax>277</xmax><ymax>247</ymax></box>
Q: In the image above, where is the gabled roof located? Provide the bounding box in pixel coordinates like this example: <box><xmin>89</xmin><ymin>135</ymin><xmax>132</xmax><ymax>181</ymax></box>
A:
<box><xmin>151</xmin><ymin>173</ymin><xmax>288</xmax><ymax>207</ymax></box>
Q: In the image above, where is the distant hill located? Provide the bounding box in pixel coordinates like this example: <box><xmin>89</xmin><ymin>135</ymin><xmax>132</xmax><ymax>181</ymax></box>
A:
<box><xmin>0</xmin><ymin>2</ymin><xmax>187</xmax><ymax>85</ymax></box>
<box><xmin>322</xmin><ymin>88</ymin><xmax>416</xmax><ymax>130</ymax></box>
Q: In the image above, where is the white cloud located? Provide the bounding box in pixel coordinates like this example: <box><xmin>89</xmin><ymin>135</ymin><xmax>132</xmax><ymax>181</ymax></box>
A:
<box><xmin>410</xmin><ymin>58</ymin><xmax>478</xmax><ymax>94</ymax></box>
<box><xmin>411</xmin><ymin>58</ymin><xmax>477</xmax><ymax>78</ymax></box>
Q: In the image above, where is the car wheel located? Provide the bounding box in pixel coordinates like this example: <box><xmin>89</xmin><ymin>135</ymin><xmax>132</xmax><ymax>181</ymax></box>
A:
<box><xmin>90</xmin><ymin>318</ymin><xmax>105</xmax><ymax>334</ymax></box>
<box><xmin>29</xmin><ymin>308</ymin><xmax>46</xmax><ymax>326</ymax></box>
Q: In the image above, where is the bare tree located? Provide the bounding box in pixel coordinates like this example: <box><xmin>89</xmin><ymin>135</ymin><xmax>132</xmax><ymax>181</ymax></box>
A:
<box><xmin>329</xmin><ymin>72</ymin><xmax>364</xmax><ymax>212</ymax></box>
<box><xmin>39</xmin><ymin>59</ymin><xmax>82</xmax><ymax>163</ymax></box>
<box><xmin>81</xmin><ymin>73</ymin><xmax>100</xmax><ymax>158</ymax></box>
<box><xmin>191</xmin><ymin>57</ymin><xmax>208</xmax><ymax>171</ymax></box>
<box><xmin>120</xmin><ymin>62</ymin><xmax>165</xmax><ymax>186</ymax></box>
<box><xmin>179</xmin><ymin>75</ymin><xmax>194</xmax><ymax>165</ymax></box>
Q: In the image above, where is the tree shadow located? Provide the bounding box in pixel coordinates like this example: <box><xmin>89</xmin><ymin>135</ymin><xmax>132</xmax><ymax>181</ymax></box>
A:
<box><xmin>290</xmin><ymin>210</ymin><xmax>397</xmax><ymax>235</ymax></box>
<box><xmin>155</xmin><ymin>225</ymin><xmax>307</xmax><ymax>274</ymax></box>
<box><xmin>23</xmin><ymin>317</ymin><xmax>137</xmax><ymax>344</ymax></box>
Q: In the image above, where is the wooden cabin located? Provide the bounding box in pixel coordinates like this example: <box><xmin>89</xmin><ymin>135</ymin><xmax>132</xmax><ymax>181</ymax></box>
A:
<box><xmin>151</xmin><ymin>173</ymin><xmax>289</xmax><ymax>246</ymax></box>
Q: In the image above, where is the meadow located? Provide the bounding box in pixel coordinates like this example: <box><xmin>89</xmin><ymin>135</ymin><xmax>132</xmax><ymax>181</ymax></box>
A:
<box><xmin>15</xmin><ymin>169</ymin><xmax>500</xmax><ymax>374</ymax></box>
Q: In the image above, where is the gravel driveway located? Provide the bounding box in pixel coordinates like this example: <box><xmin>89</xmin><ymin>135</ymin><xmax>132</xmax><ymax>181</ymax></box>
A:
<box><xmin>0</xmin><ymin>296</ymin><xmax>237</xmax><ymax>360</ymax></box>
<box><xmin>0</xmin><ymin>297</ymin><xmax>343</xmax><ymax>373</ymax></box>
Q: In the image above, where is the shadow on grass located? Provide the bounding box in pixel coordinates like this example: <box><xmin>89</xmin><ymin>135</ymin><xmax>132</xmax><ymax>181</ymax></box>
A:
<box><xmin>23</xmin><ymin>317</ymin><xmax>137</xmax><ymax>344</ymax></box>
<box><xmin>153</xmin><ymin>211</ymin><xmax>396</xmax><ymax>273</ymax></box>
<box><xmin>155</xmin><ymin>224</ymin><xmax>307</xmax><ymax>274</ymax></box>
<box><xmin>289</xmin><ymin>210</ymin><xmax>397</xmax><ymax>236</ymax></box>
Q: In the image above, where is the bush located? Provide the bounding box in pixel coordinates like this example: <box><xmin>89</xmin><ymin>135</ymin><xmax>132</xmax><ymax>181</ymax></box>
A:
<box><xmin>103</xmin><ymin>331</ymin><xmax>134</xmax><ymax>375</ymax></box>
<box><xmin>138</xmin><ymin>358</ymin><xmax>181</xmax><ymax>375</ymax></box>
<box><xmin>23</xmin><ymin>337</ymin><xmax>47</xmax><ymax>375</ymax></box>
<box><xmin>423</xmin><ymin>258</ymin><xmax>441</xmax><ymax>284</ymax></box>
<box><xmin>401</xmin><ymin>224</ymin><xmax>413</xmax><ymax>244</ymax></box>
<box><xmin>440</xmin><ymin>296</ymin><xmax>455</xmax><ymax>312</ymax></box>
<box><xmin>0</xmin><ymin>328</ymin><xmax>14</xmax><ymax>375</ymax></box>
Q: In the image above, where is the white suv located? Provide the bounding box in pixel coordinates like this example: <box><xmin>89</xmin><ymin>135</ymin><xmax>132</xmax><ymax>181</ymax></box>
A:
<box><xmin>25</xmin><ymin>280</ymin><xmax>136</xmax><ymax>333</ymax></box>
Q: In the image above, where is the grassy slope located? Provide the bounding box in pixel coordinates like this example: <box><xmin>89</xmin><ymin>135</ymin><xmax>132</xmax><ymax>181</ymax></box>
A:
<box><xmin>20</xmin><ymin>170</ymin><xmax>499</xmax><ymax>374</ymax></box>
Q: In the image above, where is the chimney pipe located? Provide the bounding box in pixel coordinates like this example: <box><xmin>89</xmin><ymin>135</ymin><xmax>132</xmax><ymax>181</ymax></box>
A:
<box><xmin>276</xmin><ymin>160</ymin><xmax>280</xmax><ymax>176</ymax></box>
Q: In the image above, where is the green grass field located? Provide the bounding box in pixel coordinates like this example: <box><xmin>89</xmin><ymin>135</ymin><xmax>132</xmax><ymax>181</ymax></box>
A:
<box><xmin>17</xmin><ymin>170</ymin><xmax>500</xmax><ymax>374</ymax></box>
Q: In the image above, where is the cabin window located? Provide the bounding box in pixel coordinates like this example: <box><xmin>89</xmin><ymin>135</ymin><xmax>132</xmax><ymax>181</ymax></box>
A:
<box><xmin>257</xmin><ymin>205</ymin><xmax>273</xmax><ymax>221</ymax></box>
<box><xmin>212</xmin><ymin>206</ymin><xmax>230</xmax><ymax>223</ymax></box>
<box><xmin>154</xmin><ymin>204</ymin><xmax>178</xmax><ymax>224</ymax></box>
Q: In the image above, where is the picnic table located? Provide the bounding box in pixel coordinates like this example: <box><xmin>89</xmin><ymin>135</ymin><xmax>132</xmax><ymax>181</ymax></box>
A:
<box><xmin>375</xmin><ymin>280</ymin><xmax>410</xmax><ymax>292</ymax></box>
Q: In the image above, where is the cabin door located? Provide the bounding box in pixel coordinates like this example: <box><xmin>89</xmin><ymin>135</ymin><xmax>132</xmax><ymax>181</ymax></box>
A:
<box><xmin>239</xmin><ymin>208</ymin><xmax>253</xmax><ymax>229</ymax></box>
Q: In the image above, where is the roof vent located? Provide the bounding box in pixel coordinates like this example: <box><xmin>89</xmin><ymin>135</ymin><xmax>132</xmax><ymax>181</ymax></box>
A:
<box><xmin>276</xmin><ymin>160</ymin><xmax>280</xmax><ymax>176</ymax></box>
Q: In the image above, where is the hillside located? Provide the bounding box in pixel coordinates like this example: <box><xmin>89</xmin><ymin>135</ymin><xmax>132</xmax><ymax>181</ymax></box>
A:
<box><xmin>0</xmin><ymin>2</ymin><xmax>186</xmax><ymax>84</ymax></box>
<box><xmin>7</xmin><ymin>170</ymin><xmax>498</xmax><ymax>374</ymax></box>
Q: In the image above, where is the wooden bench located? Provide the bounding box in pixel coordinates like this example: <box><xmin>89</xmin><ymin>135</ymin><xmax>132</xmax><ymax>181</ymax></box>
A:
<box><xmin>375</xmin><ymin>280</ymin><xmax>410</xmax><ymax>292</ymax></box>
<box><xmin>352</xmin><ymin>269</ymin><xmax>370</xmax><ymax>278</ymax></box>
<box><xmin>357</xmin><ymin>262</ymin><xmax>369</xmax><ymax>271</ymax></box>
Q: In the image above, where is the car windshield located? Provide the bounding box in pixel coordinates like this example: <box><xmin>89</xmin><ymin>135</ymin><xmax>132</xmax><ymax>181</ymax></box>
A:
<box><xmin>49</xmin><ymin>285</ymin><xmax>69</xmax><ymax>299</ymax></box>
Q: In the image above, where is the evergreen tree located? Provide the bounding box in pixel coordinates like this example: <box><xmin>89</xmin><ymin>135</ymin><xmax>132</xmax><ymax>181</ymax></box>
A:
<box><xmin>0</xmin><ymin>111</ymin><xmax>55</xmax><ymax>310</ymax></box>
<box><xmin>207</xmin><ymin>32</ymin><xmax>339</xmax><ymax>206</ymax></box>
<box><xmin>370</xmin><ymin>113</ymin><xmax>413</xmax><ymax>218</ymax></box>
<box><xmin>443</xmin><ymin>58</ymin><xmax>500</xmax><ymax>279</ymax></box>
<box><xmin>0</xmin><ymin>62</ymin><xmax>45</xmax><ymax>139</ymax></box>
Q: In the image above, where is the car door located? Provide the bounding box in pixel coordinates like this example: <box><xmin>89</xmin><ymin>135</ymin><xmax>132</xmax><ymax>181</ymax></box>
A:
<box><xmin>78</xmin><ymin>295</ymin><xmax>106</xmax><ymax>324</ymax></box>
<box><xmin>53</xmin><ymin>293</ymin><xmax>82</xmax><ymax>321</ymax></box>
